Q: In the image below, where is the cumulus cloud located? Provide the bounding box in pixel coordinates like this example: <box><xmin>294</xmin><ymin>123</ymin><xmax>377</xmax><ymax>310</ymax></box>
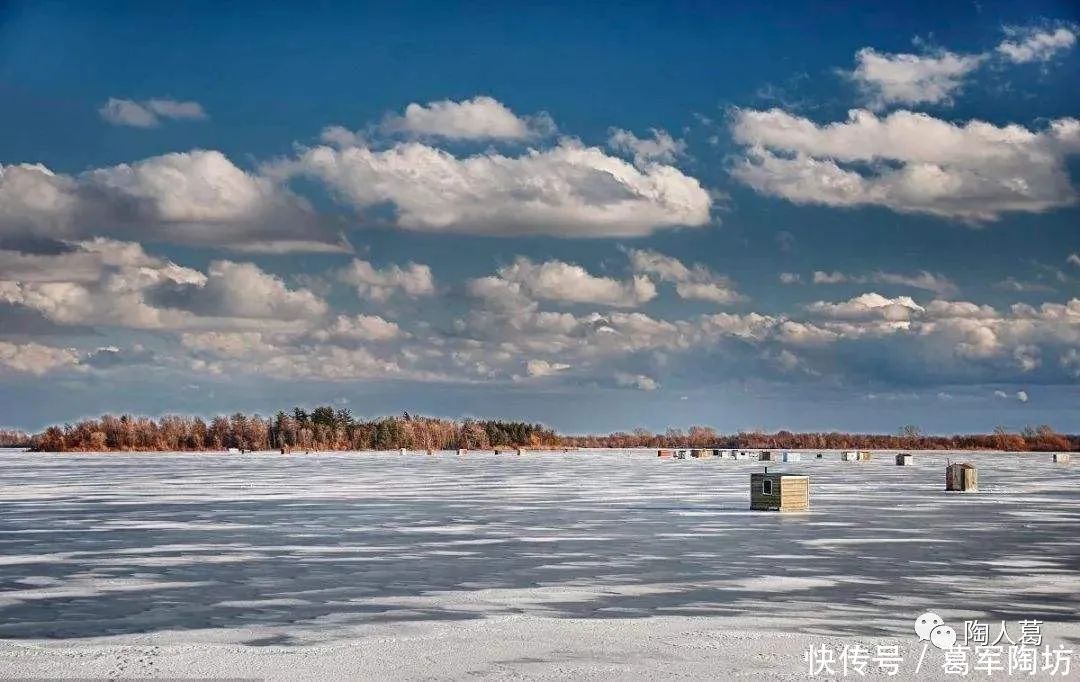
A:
<box><xmin>847</xmin><ymin>26</ymin><xmax>1076</xmax><ymax>110</ymax></box>
<box><xmin>83</xmin><ymin>345</ymin><xmax>156</xmax><ymax>369</ymax></box>
<box><xmin>627</xmin><ymin>249</ymin><xmax>744</xmax><ymax>305</ymax></box>
<box><xmin>180</xmin><ymin>331</ymin><xmax>278</xmax><ymax>358</ymax></box>
<box><xmin>0</xmin><ymin>240</ymin><xmax>326</xmax><ymax>331</ymax></box>
<box><xmin>338</xmin><ymin>259</ymin><xmax>435</xmax><ymax>301</ymax></box>
<box><xmin>730</xmin><ymin>108</ymin><xmax>1080</xmax><ymax>221</ymax></box>
<box><xmin>607</xmin><ymin>128</ymin><xmax>686</xmax><ymax>164</ymax></box>
<box><xmin>849</xmin><ymin>48</ymin><xmax>984</xmax><ymax>108</ymax></box>
<box><xmin>270</xmin><ymin>138</ymin><xmax>712</xmax><ymax>238</ymax></box>
<box><xmin>472</xmin><ymin>257</ymin><xmax>656</xmax><ymax>309</ymax></box>
<box><xmin>1062</xmin><ymin>349</ymin><xmax>1080</xmax><ymax>377</ymax></box>
<box><xmin>466</xmin><ymin>276</ymin><xmax>535</xmax><ymax>312</ymax></box>
<box><xmin>180</xmin><ymin>329</ymin><xmax>412</xmax><ymax>381</ymax></box>
<box><xmin>150</xmin><ymin>260</ymin><xmax>328</xmax><ymax>321</ymax></box>
<box><xmin>99</xmin><ymin>97</ymin><xmax>208</xmax><ymax>128</ymax></box>
<box><xmin>382</xmin><ymin>96</ymin><xmax>555</xmax><ymax>140</ymax></box>
<box><xmin>311</xmin><ymin>314</ymin><xmax>405</xmax><ymax>342</ymax></box>
<box><xmin>996</xmin><ymin>26</ymin><xmax>1077</xmax><ymax>63</ymax></box>
<box><xmin>615</xmin><ymin>372</ymin><xmax>660</xmax><ymax>391</ymax></box>
<box><xmin>1066</xmin><ymin>253</ymin><xmax>1080</xmax><ymax>267</ymax></box>
<box><xmin>525</xmin><ymin>359</ymin><xmax>571</xmax><ymax>377</ymax></box>
<box><xmin>924</xmin><ymin>300</ymin><xmax>997</xmax><ymax>319</ymax></box>
<box><xmin>0</xmin><ymin>151</ymin><xmax>347</xmax><ymax>252</ymax></box>
<box><xmin>779</xmin><ymin>272</ymin><xmax>801</xmax><ymax>284</ymax></box>
<box><xmin>0</xmin><ymin>341</ymin><xmax>81</xmax><ymax>375</ymax></box>
<box><xmin>806</xmin><ymin>292</ymin><xmax>925</xmax><ymax>321</ymax></box>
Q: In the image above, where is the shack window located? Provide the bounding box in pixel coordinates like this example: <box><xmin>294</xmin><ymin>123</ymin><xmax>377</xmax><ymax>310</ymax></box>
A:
<box><xmin>762</xmin><ymin>479</ymin><xmax>773</xmax><ymax>495</ymax></box>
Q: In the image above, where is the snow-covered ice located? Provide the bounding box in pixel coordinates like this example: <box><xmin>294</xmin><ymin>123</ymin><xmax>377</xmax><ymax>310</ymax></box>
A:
<box><xmin>0</xmin><ymin>450</ymin><xmax>1077</xmax><ymax>679</ymax></box>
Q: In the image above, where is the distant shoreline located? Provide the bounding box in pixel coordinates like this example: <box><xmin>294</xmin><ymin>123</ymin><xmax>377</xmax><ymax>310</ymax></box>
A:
<box><xmin>7</xmin><ymin>446</ymin><xmax>1074</xmax><ymax>456</ymax></box>
<box><xmin>6</xmin><ymin>408</ymin><xmax>1077</xmax><ymax>453</ymax></box>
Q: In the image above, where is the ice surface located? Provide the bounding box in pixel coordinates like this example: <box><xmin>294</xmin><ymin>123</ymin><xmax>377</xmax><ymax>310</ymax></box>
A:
<box><xmin>0</xmin><ymin>450</ymin><xmax>1077</xmax><ymax>679</ymax></box>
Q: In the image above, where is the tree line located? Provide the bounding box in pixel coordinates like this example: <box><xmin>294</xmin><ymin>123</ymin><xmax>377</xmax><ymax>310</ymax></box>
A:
<box><xmin>26</xmin><ymin>409</ymin><xmax>558</xmax><ymax>452</ymax></box>
<box><xmin>0</xmin><ymin>429</ymin><xmax>31</xmax><ymax>448</ymax></box>
<box><xmin>561</xmin><ymin>424</ymin><xmax>1077</xmax><ymax>452</ymax></box>
<box><xmin>11</xmin><ymin>412</ymin><xmax>1077</xmax><ymax>452</ymax></box>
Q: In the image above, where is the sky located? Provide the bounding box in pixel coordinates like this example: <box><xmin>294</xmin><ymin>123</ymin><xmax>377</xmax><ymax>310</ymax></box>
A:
<box><xmin>1</xmin><ymin>0</ymin><xmax>1078</xmax><ymax>435</ymax></box>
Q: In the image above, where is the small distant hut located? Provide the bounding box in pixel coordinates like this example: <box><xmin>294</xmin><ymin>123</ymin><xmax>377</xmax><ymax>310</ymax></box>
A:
<box><xmin>841</xmin><ymin>451</ymin><xmax>858</xmax><ymax>462</ymax></box>
<box><xmin>945</xmin><ymin>463</ymin><xmax>978</xmax><ymax>492</ymax></box>
<box><xmin>691</xmin><ymin>449</ymin><xmax>711</xmax><ymax>459</ymax></box>
<box><xmin>896</xmin><ymin>453</ymin><xmax>913</xmax><ymax>466</ymax></box>
<box><xmin>673</xmin><ymin>449</ymin><xmax>689</xmax><ymax>459</ymax></box>
<box><xmin>751</xmin><ymin>470</ymin><xmax>810</xmax><ymax>511</ymax></box>
<box><xmin>759</xmin><ymin>451</ymin><xmax>777</xmax><ymax>462</ymax></box>
<box><xmin>657</xmin><ymin>449</ymin><xmax>674</xmax><ymax>458</ymax></box>
<box><xmin>1052</xmin><ymin>453</ymin><xmax>1070</xmax><ymax>464</ymax></box>
<box><xmin>713</xmin><ymin>449</ymin><xmax>732</xmax><ymax>459</ymax></box>
<box><xmin>858</xmin><ymin>451</ymin><xmax>872</xmax><ymax>461</ymax></box>
<box><xmin>400</xmin><ymin>447</ymin><xmax>408</xmax><ymax>455</ymax></box>
<box><xmin>734</xmin><ymin>451</ymin><xmax>752</xmax><ymax>461</ymax></box>
<box><xmin>457</xmin><ymin>448</ymin><xmax>468</xmax><ymax>456</ymax></box>
<box><xmin>782</xmin><ymin>452</ymin><xmax>801</xmax><ymax>463</ymax></box>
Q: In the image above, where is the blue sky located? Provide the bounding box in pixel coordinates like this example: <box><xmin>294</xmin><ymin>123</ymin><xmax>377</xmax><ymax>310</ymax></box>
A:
<box><xmin>1</xmin><ymin>0</ymin><xmax>1078</xmax><ymax>434</ymax></box>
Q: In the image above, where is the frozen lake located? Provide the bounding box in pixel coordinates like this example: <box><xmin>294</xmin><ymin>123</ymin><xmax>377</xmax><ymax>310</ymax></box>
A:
<box><xmin>0</xmin><ymin>450</ymin><xmax>1078</xmax><ymax>679</ymax></box>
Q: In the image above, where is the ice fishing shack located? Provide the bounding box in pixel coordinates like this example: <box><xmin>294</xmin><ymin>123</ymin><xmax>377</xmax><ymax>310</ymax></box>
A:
<box><xmin>750</xmin><ymin>468</ymin><xmax>810</xmax><ymax>511</ymax></box>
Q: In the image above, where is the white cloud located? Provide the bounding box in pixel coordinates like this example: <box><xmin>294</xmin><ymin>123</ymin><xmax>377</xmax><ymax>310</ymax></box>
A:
<box><xmin>99</xmin><ymin>97</ymin><xmax>207</xmax><ymax>127</ymax></box>
<box><xmin>730</xmin><ymin>108</ymin><xmax>1080</xmax><ymax>221</ymax></box>
<box><xmin>996</xmin><ymin>26</ymin><xmax>1077</xmax><ymax>63</ymax></box>
<box><xmin>849</xmin><ymin>48</ymin><xmax>984</xmax><ymax>108</ymax></box>
<box><xmin>806</xmin><ymin>292</ymin><xmax>925</xmax><ymax>321</ymax></box>
<box><xmin>995</xmin><ymin>277</ymin><xmax>1055</xmax><ymax>293</ymax></box>
<box><xmin>1067</xmin><ymin>253</ymin><xmax>1080</xmax><ymax>267</ymax></box>
<box><xmin>312</xmin><ymin>314</ymin><xmax>405</xmax><ymax>342</ymax></box>
<box><xmin>1062</xmin><ymin>349</ymin><xmax>1080</xmax><ymax>377</ymax></box>
<box><xmin>0</xmin><ymin>151</ymin><xmax>347</xmax><ymax>252</ymax></box>
<box><xmin>525</xmin><ymin>359</ymin><xmax>571</xmax><ymax>377</ymax></box>
<box><xmin>477</xmin><ymin>257</ymin><xmax>657</xmax><ymax>308</ymax></box>
<box><xmin>178</xmin><ymin>260</ymin><xmax>328</xmax><ymax>320</ymax></box>
<box><xmin>872</xmin><ymin>271</ymin><xmax>957</xmax><ymax>296</ymax></box>
<box><xmin>607</xmin><ymin>128</ymin><xmax>686</xmax><ymax>164</ymax></box>
<box><xmin>1016</xmin><ymin>389</ymin><xmax>1029</xmax><ymax>403</ymax></box>
<box><xmin>191</xmin><ymin>341</ymin><xmax>408</xmax><ymax>382</ymax></box>
<box><xmin>924</xmin><ymin>300</ymin><xmax>997</xmax><ymax>319</ymax></box>
<box><xmin>779</xmin><ymin>272</ymin><xmax>801</xmax><ymax>284</ymax></box>
<box><xmin>813</xmin><ymin>270</ymin><xmax>848</xmax><ymax>284</ymax></box>
<box><xmin>382</xmin><ymin>96</ymin><xmax>555</xmax><ymax>140</ymax></box>
<box><xmin>808</xmin><ymin>269</ymin><xmax>956</xmax><ymax>295</ymax></box>
<box><xmin>627</xmin><ymin>249</ymin><xmax>744</xmax><ymax>305</ymax></box>
<box><xmin>338</xmin><ymin>259</ymin><xmax>435</xmax><ymax>301</ymax></box>
<box><xmin>270</xmin><ymin>139</ymin><xmax>712</xmax><ymax>238</ymax></box>
<box><xmin>180</xmin><ymin>331</ymin><xmax>278</xmax><ymax>357</ymax></box>
<box><xmin>1013</xmin><ymin>345</ymin><xmax>1041</xmax><ymax>372</ymax></box>
<box><xmin>0</xmin><ymin>240</ymin><xmax>326</xmax><ymax>331</ymax></box>
<box><xmin>466</xmin><ymin>276</ymin><xmax>535</xmax><ymax>312</ymax></box>
<box><xmin>0</xmin><ymin>341</ymin><xmax>81</xmax><ymax>375</ymax></box>
<box><xmin>615</xmin><ymin>372</ymin><xmax>660</xmax><ymax>391</ymax></box>
<box><xmin>847</xmin><ymin>26</ymin><xmax>1076</xmax><ymax>110</ymax></box>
